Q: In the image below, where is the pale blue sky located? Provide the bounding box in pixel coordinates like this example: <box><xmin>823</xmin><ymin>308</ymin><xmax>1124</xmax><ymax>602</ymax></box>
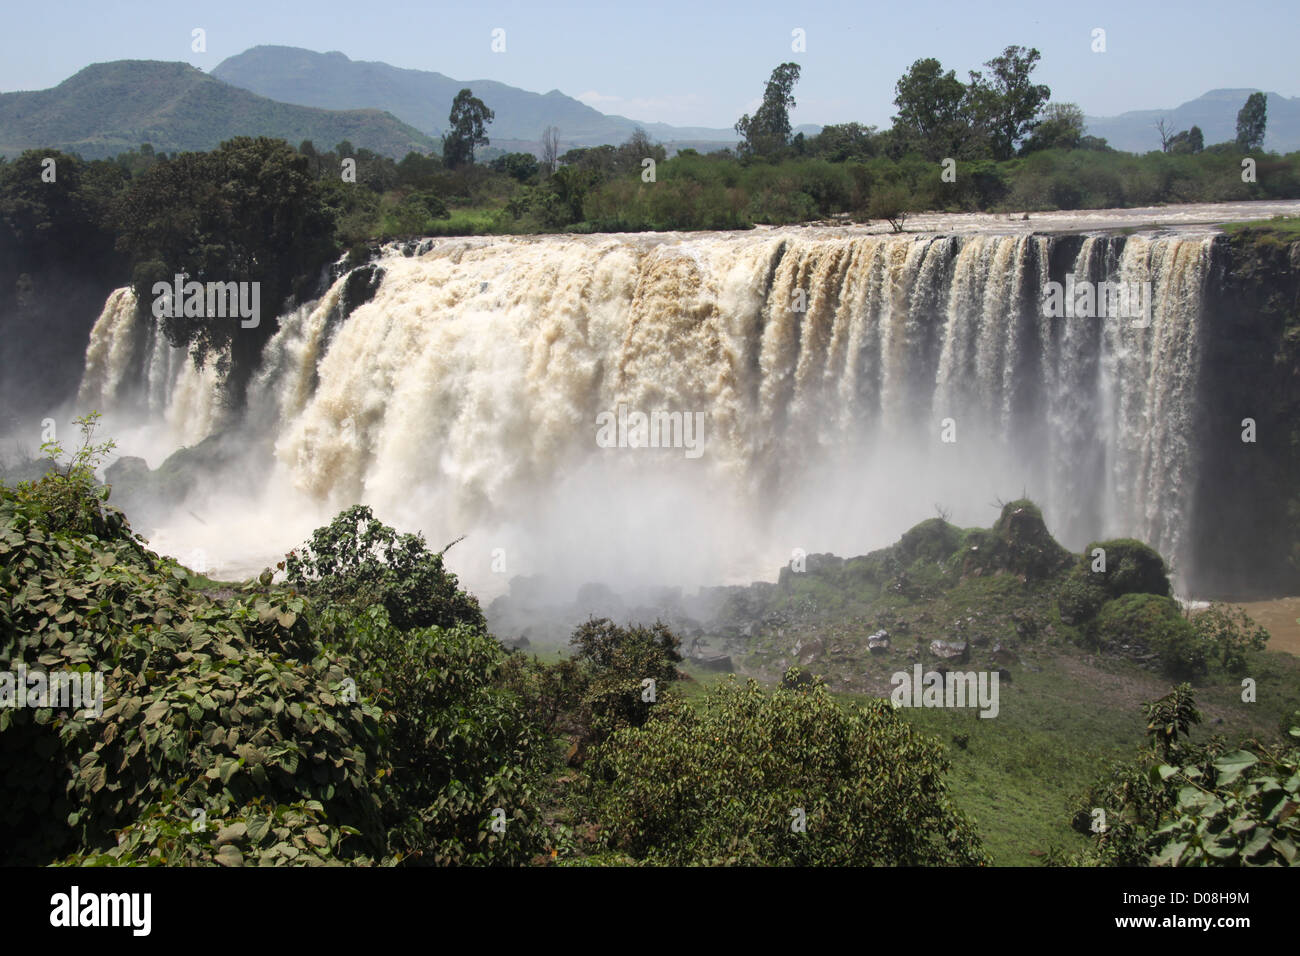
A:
<box><xmin>3</xmin><ymin>0</ymin><xmax>1296</xmax><ymax>129</ymax></box>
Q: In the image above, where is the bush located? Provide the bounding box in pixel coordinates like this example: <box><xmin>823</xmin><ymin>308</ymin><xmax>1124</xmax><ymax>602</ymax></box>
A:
<box><xmin>8</xmin><ymin>412</ymin><xmax>123</xmax><ymax>540</ymax></box>
<box><xmin>1066</xmin><ymin>687</ymin><xmax>1300</xmax><ymax>867</ymax></box>
<box><xmin>325</xmin><ymin>605</ymin><xmax>550</xmax><ymax>865</ymax></box>
<box><xmin>1056</xmin><ymin>569</ymin><xmax>1108</xmax><ymax>625</ymax></box>
<box><xmin>0</xmin><ymin>485</ymin><xmax>389</xmax><ymax>864</ymax></box>
<box><xmin>595</xmin><ymin>678</ymin><xmax>988</xmax><ymax>865</ymax></box>
<box><xmin>1191</xmin><ymin>603</ymin><xmax>1270</xmax><ymax>673</ymax></box>
<box><xmin>897</xmin><ymin>517</ymin><xmax>960</xmax><ymax>565</ymax></box>
<box><xmin>571</xmin><ymin>618</ymin><xmax>682</xmax><ymax>746</ymax></box>
<box><xmin>1</xmin><ymin>478</ymin><xmax>551</xmax><ymax>866</ymax></box>
<box><xmin>954</xmin><ymin>500</ymin><xmax>1073</xmax><ymax>581</ymax></box>
<box><xmin>780</xmin><ymin>665</ymin><xmax>821</xmax><ymax>690</ymax></box>
<box><xmin>285</xmin><ymin>504</ymin><xmax>483</xmax><ymax>632</ymax></box>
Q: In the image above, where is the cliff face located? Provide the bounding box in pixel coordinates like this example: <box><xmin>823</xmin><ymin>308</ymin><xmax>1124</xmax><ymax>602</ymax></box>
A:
<box><xmin>1194</xmin><ymin>233</ymin><xmax>1300</xmax><ymax>597</ymax></box>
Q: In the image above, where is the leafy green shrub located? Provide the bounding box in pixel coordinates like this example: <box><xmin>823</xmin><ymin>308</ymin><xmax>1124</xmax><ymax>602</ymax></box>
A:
<box><xmin>8</xmin><ymin>412</ymin><xmax>123</xmax><ymax>539</ymax></box>
<box><xmin>570</xmin><ymin>618</ymin><xmax>682</xmax><ymax>746</ymax></box>
<box><xmin>325</xmin><ymin>605</ymin><xmax>549</xmax><ymax>865</ymax></box>
<box><xmin>2</xmin><ymin>468</ymin><xmax>551</xmax><ymax>866</ymax></box>
<box><xmin>1056</xmin><ymin>569</ymin><xmax>1108</xmax><ymax>625</ymax></box>
<box><xmin>779</xmin><ymin>665</ymin><xmax>821</xmax><ymax>691</ymax></box>
<box><xmin>1066</xmin><ymin>688</ymin><xmax>1300</xmax><ymax>867</ymax></box>
<box><xmin>1191</xmin><ymin>603</ymin><xmax>1270</xmax><ymax>673</ymax></box>
<box><xmin>57</xmin><ymin>797</ymin><xmax>364</xmax><ymax>867</ymax></box>
<box><xmin>0</xmin><ymin>487</ymin><xmax>388</xmax><ymax>865</ymax></box>
<box><xmin>286</xmin><ymin>504</ymin><xmax>483</xmax><ymax>632</ymax></box>
<box><xmin>498</xmin><ymin>652</ymin><xmax>587</xmax><ymax>737</ymax></box>
<box><xmin>595</xmin><ymin>678</ymin><xmax>988</xmax><ymax>865</ymax></box>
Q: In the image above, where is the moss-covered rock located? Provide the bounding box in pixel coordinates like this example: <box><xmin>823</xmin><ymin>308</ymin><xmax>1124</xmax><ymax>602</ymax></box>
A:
<box><xmin>1081</xmin><ymin>538</ymin><xmax>1171</xmax><ymax>599</ymax></box>
<box><xmin>1092</xmin><ymin>593</ymin><xmax>1205</xmax><ymax>678</ymax></box>
<box><xmin>897</xmin><ymin>518</ymin><xmax>961</xmax><ymax>565</ymax></box>
<box><xmin>953</xmin><ymin>500</ymin><xmax>1072</xmax><ymax>581</ymax></box>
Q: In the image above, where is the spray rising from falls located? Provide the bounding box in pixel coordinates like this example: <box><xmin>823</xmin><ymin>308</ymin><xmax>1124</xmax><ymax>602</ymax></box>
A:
<box><xmin>78</xmin><ymin>229</ymin><xmax>1214</xmax><ymax>596</ymax></box>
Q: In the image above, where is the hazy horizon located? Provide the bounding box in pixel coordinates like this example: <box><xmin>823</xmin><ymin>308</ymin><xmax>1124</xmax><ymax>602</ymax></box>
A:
<box><xmin>3</xmin><ymin>0</ymin><xmax>1298</xmax><ymax>133</ymax></box>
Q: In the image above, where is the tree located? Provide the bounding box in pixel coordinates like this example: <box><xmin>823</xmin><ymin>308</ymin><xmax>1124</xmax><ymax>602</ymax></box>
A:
<box><xmin>808</xmin><ymin>122</ymin><xmax>879</xmax><ymax>161</ymax></box>
<box><xmin>113</xmin><ymin>137</ymin><xmax>336</xmax><ymax>407</ymax></box>
<box><xmin>1021</xmin><ymin>102</ymin><xmax>1085</xmax><ymax>153</ymax></box>
<box><xmin>569</xmin><ymin>617</ymin><xmax>682</xmax><ymax>745</ymax></box>
<box><xmin>892</xmin><ymin>58</ymin><xmax>971</xmax><ymax>159</ymax></box>
<box><xmin>614</xmin><ymin>127</ymin><xmax>666</xmax><ymax>176</ymax></box>
<box><xmin>1167</xmin><ymin>125</ymin><xmax>1205</xmax><ymax>155</ymax></box>
<box><xmin>735</xmin><ymin>62</ymin><xmax>802</xmax><ymax>158</ymax></box>
<box><xmin>442</xmin><ymin>88</ymin><xmax>495</xmax><ymax>169</ymax></box>
<box><xmin>489</xmin><ymin>151</ymin><xmax>540</xmax><ymax>182</ymax></box>
<box><xmin>596</xmin><ymin>679</ymin><xmax>988</xmax><ymax>865</ymax></box>
<box><xmin>540</xmin><ymin>125</ymin><xmax>561</xmax><ymax>175</ymax></box>
<box><xmin>0</xmin><ymin>150</ymin><xmax>130</xmax><ymax>418</ymax></box>
<box><xmin>1155</xmin><ymin>118</ymin><xmax>1176</xmax><ymax>153</ymax></box>
<box><xmin>868</xmin><ymin>185</ymin><xmax>910</xmax><ymax>232</ymax></box>
<box><xmin>1236</xmin><ymin>91</ymin><xmax>1267</xmax><ymax>151</ymax></box>
<box><xmin>967</xmin><ymin>45</ymin><xmax>1051</xmax><ymax>160</ymax></box>
<box><xmin>285</xmin><ymin>504</ymin><xmax>484</xmax><ymax>632</ymax></box>
<box><xmin>1190</xmin><ymin>603</ymin><xmax>1269</xmax><ymax>672</ymax></box>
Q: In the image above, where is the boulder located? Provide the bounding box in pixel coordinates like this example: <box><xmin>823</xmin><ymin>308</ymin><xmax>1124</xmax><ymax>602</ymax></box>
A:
<box><xmin>991</xmin><ymin>642</ymin><xmax>1019</xmax><ymax>666</ymax></box>
<box><xmin>929</xmin><ymin>639</ymin><xmax>970</xmax><ymax>663</ymax></box>
<box><xmin>693</xmin><ymin>653</ymin><xmax>733</xmax><ymax>672</ymax></box>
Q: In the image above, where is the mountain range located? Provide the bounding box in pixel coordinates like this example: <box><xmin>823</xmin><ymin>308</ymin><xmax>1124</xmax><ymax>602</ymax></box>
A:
<box><xmin>0</xmin><ymin>60</ymin><xmax>435</xmax><ymax>160</ymax></box>
<box><xmin>211</xmin><ymin>46</ymin><xmax>747</xmax><ymax>152</ymax></box>
<box><xmin>1085</xmin><ymin>89</ymin><xmax>1300</xmax><ymax>153</ymax></box>
<box><xmin>1</xmin><ymin>47</ymin><xmax>1296</xmax><ymax>161</ymax></box>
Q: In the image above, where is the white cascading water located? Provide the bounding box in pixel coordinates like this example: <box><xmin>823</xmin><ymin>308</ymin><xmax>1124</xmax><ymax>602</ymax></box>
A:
<box><xmin>75</xmin><ymin>228</ymin><xmax>1213</xmax><ymax>596</ymax></box>
<box><xmin>78</xmin><ymin>287</ymin><xmax>229</xmax><ymax>457</ymax></box>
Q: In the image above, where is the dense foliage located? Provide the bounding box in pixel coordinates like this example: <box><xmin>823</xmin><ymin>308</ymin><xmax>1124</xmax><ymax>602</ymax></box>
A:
<box><xmin>1064</xmin><ymin>686</ymin><xmax>1299</xmax><ymax>867</ymax></box>
<box><xmin>0</xmin><ymin>431</ymin><xmax>545</xmax><ymax>865</ymax></box>
<box><xmin>115</xmin><ymin>136</ymin><xmax>337</xmax><ymax>401</ymax></box>
<box><xmin>3</xmin><ymin>428</ymin><xmax>1290</xmax><ymax>867</ymax></box>
<box><xmin>285</xmin><ymin>503</ymin><xmax>484</xmax><ymax>632</ymax></box>
<box><xmin>594</xmin><ymin>678</ymin><xmax>989</xmax><ymax>865</ymax></box>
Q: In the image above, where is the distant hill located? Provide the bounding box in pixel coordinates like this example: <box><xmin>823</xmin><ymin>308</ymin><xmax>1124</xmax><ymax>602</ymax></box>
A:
<box><xmin>212</xmin><ymin>45</ymin><xmax>747</xmax><ymax>151</ymax></box>
<box><xmin>0</xmin><ymin>60</ymin><xmax>436</xmax><ymax>160</ymax></box>
<box><xmin>1086</xmin><ymin>89</ymin><xmax>1300</xmax><ymax>153</ymax></box>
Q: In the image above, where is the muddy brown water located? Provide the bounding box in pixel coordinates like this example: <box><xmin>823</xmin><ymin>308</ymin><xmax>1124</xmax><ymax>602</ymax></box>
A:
<box><xmin>1228</xmin><ymin>597</ymin><xmax>1300</xmax><ymax>656</ymax></box>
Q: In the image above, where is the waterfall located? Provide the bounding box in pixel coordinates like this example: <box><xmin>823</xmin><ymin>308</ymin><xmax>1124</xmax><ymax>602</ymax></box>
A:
<box><xmin>78</xmin><ymin>287</ymin><xmax>228</xmax><ymax>453</ymax></box>
<box><xmin>75</xmin><ymin>229</ymin><xmax>1214</xmax><ymax>591</ymax></box>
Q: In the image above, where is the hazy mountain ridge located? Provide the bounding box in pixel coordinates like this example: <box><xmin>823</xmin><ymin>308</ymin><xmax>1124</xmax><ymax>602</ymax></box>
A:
<box><xmin>1086</xmin><ymin>89</ymin><xmax>1300</xmax><ymax>153</ymax></box>
<box><xmin>0</xmin><ymin>60</ymin><xmax>436</xmax><ymax>159</ymax></box>
<box><xmin>211</xmin><ymin>45</ymin><xmax>747</xmax><ymax>150</ymax></box>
